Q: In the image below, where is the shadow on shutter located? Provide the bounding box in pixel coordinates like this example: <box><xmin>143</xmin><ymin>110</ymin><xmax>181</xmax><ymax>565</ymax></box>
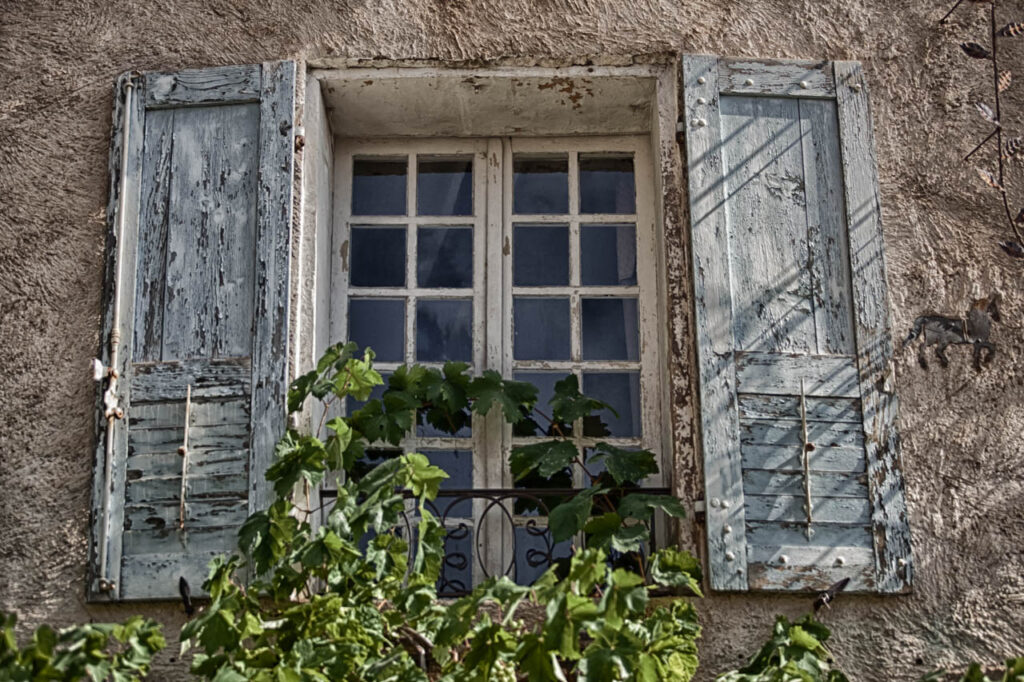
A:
<box><xmin>89</xmin><ymin>62</ymin><xmax>294</xmax><ymax>601</ymax></box>
<box><xmin>683</xmin><ymin>55</ymin><xmax>912</xmax><ymax>594</ymax></box>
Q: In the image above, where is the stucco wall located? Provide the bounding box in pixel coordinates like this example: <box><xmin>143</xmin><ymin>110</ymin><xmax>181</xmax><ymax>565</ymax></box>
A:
<box><xmin>1</xmin><ymin>1</ymin><xmax>1022</xmax><ymax>679</ymax></box>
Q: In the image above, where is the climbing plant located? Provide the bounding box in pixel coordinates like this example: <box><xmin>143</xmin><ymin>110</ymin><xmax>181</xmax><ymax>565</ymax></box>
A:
<box><xmin>178</xmin><ymin>342</ymin><xmax>704</xmax><ymax>680</ymax></box>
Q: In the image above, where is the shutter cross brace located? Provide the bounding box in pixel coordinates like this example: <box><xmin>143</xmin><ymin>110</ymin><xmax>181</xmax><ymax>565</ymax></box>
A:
<box><xmin>178</xmin><ymin>385</ymin><xmax>192</xmax><ymax>531</ymax></box>
<box><xmin>799</xmin><ymin>379</ymin><xmax>814</xmax><ymax>540</ymax></box>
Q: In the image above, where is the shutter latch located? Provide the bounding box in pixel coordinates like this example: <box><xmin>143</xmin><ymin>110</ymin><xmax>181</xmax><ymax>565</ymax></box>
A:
<box><xmin>799</xmin><ymin>379</ymin><xmax>815</xmax><ymax>540</ymax></box>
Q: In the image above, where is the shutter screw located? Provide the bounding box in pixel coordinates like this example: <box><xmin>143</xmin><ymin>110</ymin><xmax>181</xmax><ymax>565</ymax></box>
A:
<box><xmin>807</xmin><ymin>528</ymin><xmax>815</xmax><ymax>537</ymax></box>
<box><xmin>779</xmin><ymin>554</ymin><xmax>789</xmax><ymax>564</ymax></box>
<box><xmin>697</xmin><ymin>97</ymin><xmax>707</xmax><ymax>104</ymax></box>
<box><xmin>852</xmin><ymin>83</ymin><xmax>863</xmax><ymax>93</ymax></box>
<box><xmin>723</xmin><ymin>524</ymin><xmax>732</xmax><ymax>535</ymax></box>
<box><xmin>800</xmin><ymin>80</ymin><xmax>810</xmax><ymax>89</ymax></box>
<box><xmin>835</xmin><ymin>556</ymin><xmax>846</xmax><ymax>566</ymax></box>
<box><xmin>898</xmin><ymin>558</ymin><xmax>908</xmax><ymax>567</ymax></box>
<box><xmin>710</xmin><ymin>498</ymin><xmax>721</xmax><ymax>508</ymax></box>
<box><xmin>697</xmin><ymin>76</ymin><xmax>706</xmax><ymax>84</ymax></box>
<box><xmin>721</xmin><ymin>499</ymin><xmax>730</xmax><ymax>508</ymax></box>
<box><xmin>725</xmin><ymin>551</ymin><xmax>736</xmax><ymax>561</ymax></box>
<box><xmin>692</xmin><ymin>118</ymin><xmax>707</xmax><ymax>127</ymax></box>
<box><xmin>744</xmin><ymin>78</ymin><xmax>754</xmax><ymax>86</ymax></box>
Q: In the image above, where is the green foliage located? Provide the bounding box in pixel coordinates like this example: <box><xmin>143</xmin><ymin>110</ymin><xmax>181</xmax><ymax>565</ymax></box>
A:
<box><xmin>178</xmin><ymin>341</ymin><xmax>704</xmax><ymax>680</ymax></box>
<box><xmin>920</xmin><ymin>658</ymin><xmax>1024</xmax><ymax>682</ymax></box>
<box><xmin>716</xmin><ymin>615</ymin><xmax>848</xmax><ymax>682</ymax></box>
<box><xmin>0</xmin><ymin>611</ymin><xmax>165</xmax><ymax>682</ymax></box>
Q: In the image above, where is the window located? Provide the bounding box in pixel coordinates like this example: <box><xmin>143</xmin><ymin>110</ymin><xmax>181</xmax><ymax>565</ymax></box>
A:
<box><xmin>328</xmin><ymin>136</ymin><xmax>667</xmax><ymax>589</ymax></box>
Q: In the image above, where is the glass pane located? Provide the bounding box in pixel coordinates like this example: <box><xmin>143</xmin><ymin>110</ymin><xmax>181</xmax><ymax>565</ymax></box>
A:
<box><xmin>417</xmin><ymin>157</ymin><xmax>473</xmax><ymax>216</ymax></box>
<box><xmin>352</xmin><ymin>158</ymin><xmax>406</xmax><ymax>216</ymax></box>
<box><xmin>425</xmin><ymin>449</ymin><xmax>473</xmax><ymax>517</ymax></box>
<box><xmin>579</xmin><ymin>155</ymin><xmax>635</xmax><ymax>214</ymax></box>
<box><xmin>513</xmin><ymin>298</ymin><xmax>570</xmax><ymax>360</ymax></box>
<box><xmin>349</xmin><ymin>299</ymin><xmax>405</xmax><ymax>362</ymax></box>
<box><xmin>513</xmin><ymin>371</ymin><xmax>573</xmax><ymax>437</ymax></box>
<box><xmin>513</xmin><ymin>224</ymin><xmax>569</xmax><ymax>286</ymax></box>
<box><xmin>513</xmin><ymin>155</ymin><xmax>568</xmax><ymax>214</ymax></box>
<box><xmin>515</xmin><ymin>526</ymin><xmax>571</xmax><ymax>586</ymax></box>
<box><xmin>350</xmin><ymin>227</ymin><xmax>406</xmax><ymax>287</ymax></box>
<box><xmin>417</xmin><ymin>226</ymin><xmax>473</xmax><ymax>288</ymax></box>
<box><xmin>581</xmin><ymin>298</ymin><xmax>639</xmax><ymax>360</ymax></box>
<box><xmin>583</xmin><ymin>447</ymin><xmax>608</xmax><ymax>482</ymax></box>
<box><xmin>582</xmin><ymin>372</ymin><xmax>641</xmax><ymax>438</ymax></box>
<box><xmin>416</xmin><ymin>299</ymin><xmax>473</xmax><ymax>362</ymax></box>
<box><xmin>581</xmin><ymin>224</ymin><xmax>637</xmax><ymax>286</ymax></box>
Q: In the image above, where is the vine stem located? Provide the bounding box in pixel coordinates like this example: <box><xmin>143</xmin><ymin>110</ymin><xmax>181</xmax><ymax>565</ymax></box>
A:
<box><xmin>940</xmin><ymin>0</ymin><xmax>965</xmax><ymax>24</ymax></box>
<box><xmin>989</xmin><ymin>2</ymin><xmax>1024</xmax><ymax>242</ymax></box>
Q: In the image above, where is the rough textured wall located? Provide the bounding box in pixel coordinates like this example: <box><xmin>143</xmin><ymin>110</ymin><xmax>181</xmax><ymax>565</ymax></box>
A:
<box><xmin>1</xmin><ymin>1</ymin><xmax>1022</xmax><ymax>679</ymax></box>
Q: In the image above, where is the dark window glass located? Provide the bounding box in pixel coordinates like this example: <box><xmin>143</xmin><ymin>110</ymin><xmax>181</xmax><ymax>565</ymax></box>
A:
<box><xmin>348</xmin><ymin>299</ymin><xmax>405</xmax><ymax>362</ymax></box>
<box><xmin>417</xmin><ymin>158</ymin><xmax>473</xmax><ymax>216</ymax></box>
<box><xmin>581</xmin><ymin>223</ymin><xmax>637</xmax><ymax>286</ymax></box>
<box><xmin>579</xmin><ymin>155</ymin><xmax>635</xmax><ymax>214</ymax></box>
<box><xmin>581</xmin><ymin>298</ymin><xmax>639</xmax><ymax>360</ymax></box>
<box><xmin>352</xmin><ymin>158</ymin><xmax>406</xmax><ymax>215</ymax></box>
<box><xmin>350</xmin><ymin>227</ymin><xmax>406</xmax><ymax>287</ymax></box>
<box><xmin>417</xmin><ymin>226</ymin><xmax>473</xmax><ymax>288</ymax></box>
<box><xmin>513</xmin><ymin>224</ymin><xmax>569</xmax><ymax>286</ymax></box>
<box><xmin>416</xmin><ymin>299</ymin><xmax>473</xmax><ymax>362</ymax></box>
<box><xmin>513</xmin><ymin>298</ymin><xmax>570</xmax><ymax>360</ymax></box>
<box><xmin>582</xmin><ymin>372</ymin><xmax>641</xmax><ymax>438</ymax></box>
<box><xmin>513</xmin><ymin>155</ymin><xmax>569</xmax><ymax>214</ymax></box>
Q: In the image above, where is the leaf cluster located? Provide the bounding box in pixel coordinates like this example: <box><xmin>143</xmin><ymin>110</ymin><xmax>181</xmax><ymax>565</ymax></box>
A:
<box><xmin>919</xmin><ymin>658</ymin><xmax>1024</xmax><ymax>682</ymax></box>
<box><xmin>715</xmin><ymin>615</ymin><xmax>847</xmax><ymax>682</ymax></box>
<box><xmin>0</xmin><ymin>612</ymin><xmax>165</xmax><ymax>682</ymax></box>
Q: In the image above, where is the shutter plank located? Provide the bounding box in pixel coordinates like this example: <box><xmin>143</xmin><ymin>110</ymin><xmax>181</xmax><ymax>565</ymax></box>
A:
<box><xmin>127</xmin><ymin>449</ymin><xmax>249</xmax><ymax>479</ymax></box>
<box><xmin>718</xmin><ymin>58</ymin><xmax>835</xmax><ymax>98</ymax></box>
<box><xmin>133</xmin><ymin>109</ymin><xmax>173</xmax><ymax>362</ymax></box>
<box><xmin>721</xmin><ymin>95</ymin><xmax>816</xmax><ymax>354</ymax></box>
<box><xmin>125</xmin><ymin>473</ymin><xmax>248</xmax><ymax>503</ymax></box>
<box><xmin>130</xmin><ymin>398</ymin><xmax>249</xmax><ymax>429</ymax></box>
<box><xmin>745</xmin><ymin>495</ymin><xmax>870</xmax><ymax>524</ymax></box>
<box><xmin>740</xmin><ymin>420</ymin><xmax>864</xmax><ymax>449</ymax></box>
<box><xmin>146</xmin><ymin>64</ymin><xmax>261</xmax><ymax>108</ymax></box>
<box><xmin>684</xmin><ymin>55</ymin><xmax>748</xmax><ymax>590</ymax></box>
<box><xmin>249</xmin><ymin>60</ymin><xmax>295</xmax><ymax>515</ymax></box>
<box><xmin>746</xmin><ymin>521</ymin><xmax>871</xmax><ymax>547</ymax></box>
<box><xmin>798</xmin><ymin>99</ymin><xmax>856</xmax><ymax>356</ymax></box>
<box><xmin>131</xmin><ymin>358</ymin><xmax>251</xmax><ymax>402</ymax></box>
<box><xmin>735</xmin><ymin>352</ymin><xmax>860</xmax><ymax>397</ymax></box>
<box><xmin>120</xmin><ymin>552</ymin><xmax>224</xmax><ymax>601</ymax></box>
<box><xmin>738</xmin><ymin>394</ymin><xmax>861</xmax><ymax>423</ymax></box>
<box><xmin>124</xmin><ymin>499</ymin><xmax>249</xmax><ymax>532</ymax></box>
<box><xmin>835</xmin><ymin>61</ymin><xmax>912</xmax><ymax>593</ymax></box>
<box><xmin>741</xmin><ymin>445</ymin><xmax>866</xmax><ymax>473</ymax></box>
<box><xmin>743</xmin><ymin>470</ymin><xmax>868</xmax><ymax>498</ymax></box>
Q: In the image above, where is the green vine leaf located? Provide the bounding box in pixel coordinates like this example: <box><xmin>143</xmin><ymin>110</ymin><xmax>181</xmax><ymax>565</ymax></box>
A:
<box><xmin>510</xmin><ymin>440</ymin><xmax>579</xmax><ymax>480</ymax></box>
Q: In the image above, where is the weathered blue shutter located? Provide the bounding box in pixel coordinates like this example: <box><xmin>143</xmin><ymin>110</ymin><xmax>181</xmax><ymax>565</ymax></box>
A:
<box><xmin>683</xmin><ymin>56</ymin><xmax>912</xmax><ymax>593</ymax></box>
<box><xmin>89</xmin><ymin>63</ymin><xmax>295</xmax><ymax>601</ymax></box>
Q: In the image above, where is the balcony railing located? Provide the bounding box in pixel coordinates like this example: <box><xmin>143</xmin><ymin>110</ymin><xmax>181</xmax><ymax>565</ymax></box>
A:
<box><xmin>323</xmin><ymin>487</ymin><xmax>670</xmax><ymax>597</ymax></box>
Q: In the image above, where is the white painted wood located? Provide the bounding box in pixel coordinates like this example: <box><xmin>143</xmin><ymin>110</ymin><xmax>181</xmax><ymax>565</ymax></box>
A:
<box><xmin>735</xmin><ymin>352</ymin><xmax>860</xmax><ymax>398</ymax></box>
<box><xmin>683</xmin><ymin>55</ymin><xmax>749</xmax><ymax>591</ymax></box>
<box><xmin>718</xmin><ymin>58</ymin><xmax>835</xmax><ymax>99</ymax></box>
<box><xmin>834</xmin><ymin>61</ymin><xmax>913</xmax><ymax>593</ymax></box>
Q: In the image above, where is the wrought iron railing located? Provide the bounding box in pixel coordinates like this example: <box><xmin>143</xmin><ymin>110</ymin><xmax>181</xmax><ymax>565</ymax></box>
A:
<box><xmin>323</xmin><ymin>487</ymin><xmax>670</xmax><ymax>597</ymax></box>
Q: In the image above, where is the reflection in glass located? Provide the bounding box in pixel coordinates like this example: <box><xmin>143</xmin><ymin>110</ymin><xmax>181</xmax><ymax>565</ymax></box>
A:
<box><xmin>513</xmin><ymin>224</ymin><xmax>569</xmax><ymax>286</ymax></box>
<box><xmin>513</xmin><ymin>298</ymin><xmax>570</xmax><ymax>360</ymax></box>
<box><xmin>513</xmin><ymin>155</ymin><xmax>568</xmax><ymax>214</ymax></box>
<box><xmin>350</xmin><ymin>227</ymin><xmax>406</xmax><ymax>287</ymax></box>
<box><xmin>416</xmin><ymin>299</ymin><xmax>473</xmax><ymax>362</ymax></box>
<box><xmin>513</xmin><ymin>371</ymin><xmax>573</xmax><ymax>437</ymax></box>
<box><xmin>579</xmin><ymin>155</ymin><xmax>635</xmax><ymax>214</ymax></box>
<box><xmin>349</xmin><ymin>299</ymin><xmax>405</xmax><ymax>362</ymax></box>
<box><xmin>417</xmin><ymin>227</ymin><xmax>473</xmax><ymax>288</ymax></box>
<box><xmin>581</xmin><ymin>224</ymin><xmax>637</xmax><ymax>286</ymax></box>
<box><xmin>581</xmin><ymin>298</ymin><xmax>639</xmax><ymax>360</ymax></box>
<box><xmin>417</xmin><ymin>157</ymin><xmax>473</xmax><ymax>216</ymax></box>
<box><xmin>582</xmin><ymin>372</ymin><xmax>641</xmax><ymax>437</ymax></box>
<box><xmin>352</xmin><ymin>158</ymin><xmax>407</xmax><ymax>216</ymax></box>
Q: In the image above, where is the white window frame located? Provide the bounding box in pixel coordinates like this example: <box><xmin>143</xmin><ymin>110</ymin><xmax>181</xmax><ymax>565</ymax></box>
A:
<box><xmin>327</xmin><ymin>134</ymin><xmax>668</xmax><ymax>582</ymax></box>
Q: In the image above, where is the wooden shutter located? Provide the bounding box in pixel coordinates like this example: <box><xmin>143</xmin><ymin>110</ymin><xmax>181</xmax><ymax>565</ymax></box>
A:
<box><xmin>682</xmin><ymin>56</ymin><xmax>912</xmax><ymax>593</ymax></box>
<box><xmin>89</xmin><ymin>63</ymin><xmax>295</xmax><ymax>601</ymax></box>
